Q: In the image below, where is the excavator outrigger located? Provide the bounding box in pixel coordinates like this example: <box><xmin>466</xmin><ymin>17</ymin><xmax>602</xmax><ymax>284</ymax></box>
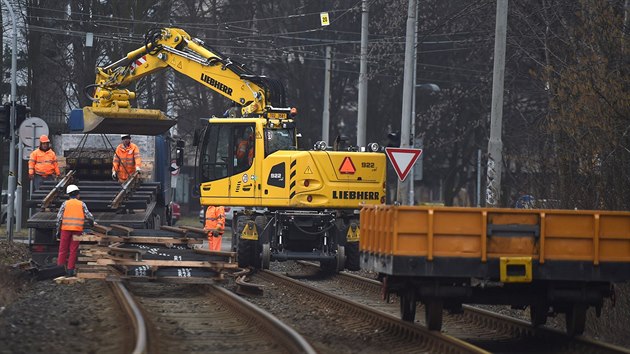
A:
<box><xmin>80</xmin><ymin>27</ymin><xmax>387</xmax><ymax>272</ymax></box>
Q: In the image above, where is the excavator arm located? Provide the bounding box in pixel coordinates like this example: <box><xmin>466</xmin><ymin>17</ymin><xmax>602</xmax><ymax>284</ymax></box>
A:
<box><xmin>83</xmin><ymin>27</ymin><xmax>287</xmax><ymax>134</ymax></box>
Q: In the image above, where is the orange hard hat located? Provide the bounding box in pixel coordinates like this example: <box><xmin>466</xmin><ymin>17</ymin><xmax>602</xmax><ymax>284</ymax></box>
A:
<box><xmin>39</xmin><ymin>135</ymin><xmax>50</xmax><ymax>143</ymax></box>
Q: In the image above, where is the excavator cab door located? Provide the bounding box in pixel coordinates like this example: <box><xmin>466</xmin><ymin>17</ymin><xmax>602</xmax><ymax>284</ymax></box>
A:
<box><xmin>198</xmin><ymin>122</ymin><xmax>256</xmax><ymax>202</ymax></box>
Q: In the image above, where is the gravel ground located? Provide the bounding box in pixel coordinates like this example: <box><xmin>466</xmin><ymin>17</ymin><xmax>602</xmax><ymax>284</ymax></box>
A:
<box><xmin>1</xmin><ymin>240</ymin><xmax>629</xmax><ymax>352</ymax></box>
<box><xmin>0</xmin><ymin>241</ymin><xmax>132</xmax><ymax>354</ymax></box>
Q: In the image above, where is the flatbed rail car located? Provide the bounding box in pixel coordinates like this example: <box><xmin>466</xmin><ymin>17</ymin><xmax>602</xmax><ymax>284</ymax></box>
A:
<box><xmin>359</xmin><ymin>205</ymin><xmax>630</xmax><ymax>335</ymax></box>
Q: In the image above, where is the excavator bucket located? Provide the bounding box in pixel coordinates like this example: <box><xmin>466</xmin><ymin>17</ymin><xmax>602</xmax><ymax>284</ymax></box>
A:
<box><xmin>82</xmin><ymin>107</ymin><xmax>176</xmax><ymax>135</ymax></box>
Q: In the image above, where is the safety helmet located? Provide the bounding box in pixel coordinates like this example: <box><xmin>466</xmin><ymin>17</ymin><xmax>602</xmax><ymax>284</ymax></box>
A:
<box><xmin>121</xmin><ymin>134</ymin><xmax>131</xmax><ymax>139</ymax></box>
<box><xmin>39</xmin><ymin>135</ymin><xmax>50</xmax><ymax>143</ymax></box>
<box><xmin>66</xmin><ymin>184</ymin><xmax>80</xmax><ymax>194</ymax></box>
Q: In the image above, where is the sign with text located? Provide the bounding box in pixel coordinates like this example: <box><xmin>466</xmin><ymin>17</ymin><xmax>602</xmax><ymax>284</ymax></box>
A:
<box><xmin>320</xmin><ymin>12</ymin><xmax>330</xmax><ymax>26</ymax></box>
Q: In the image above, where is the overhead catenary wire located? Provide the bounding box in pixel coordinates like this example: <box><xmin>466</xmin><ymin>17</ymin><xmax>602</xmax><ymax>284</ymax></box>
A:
<box><xmin>3</xmin><ymin>1</ymin><xmax>530</xmax><ymax>98</ymax></box>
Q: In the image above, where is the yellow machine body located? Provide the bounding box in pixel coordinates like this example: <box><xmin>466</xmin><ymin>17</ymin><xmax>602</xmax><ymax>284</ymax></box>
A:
<box><xmin>81</xmin><ymin>27</ymin><xmax>387</xmax><ymax>272</ymax></box>
<box><xmin>198</xmin><ymin>117</ymin><xmax>386</xmax><ymax>209</ymax></box>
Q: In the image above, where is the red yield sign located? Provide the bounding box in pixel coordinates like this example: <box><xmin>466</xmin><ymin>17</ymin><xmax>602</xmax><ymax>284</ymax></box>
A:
<box><xmin>385</xmin><ymin>147</ymin><xmax>423</xmax><ymax>181</ymax></box>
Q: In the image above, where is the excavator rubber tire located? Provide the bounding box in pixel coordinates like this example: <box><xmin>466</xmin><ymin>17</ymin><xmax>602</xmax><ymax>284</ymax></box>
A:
<box><xmin>335</xmin><ymin>218</ymin><xmax>360</xmax><ymax>271</ymax></box>
<box><xmin>236</xmin><ymin>217</ymin><xmax>253</xmax><ymax>268</ymax></box>
<box><xmin>344</xmin><ymin>242</ymin><xmax>360</xmax><ymax>271</ymax></box>
<box><xmin>236</xmin><ymin>217</ymin><xmax>261</xmax><ymax>268</ymax></box>
<box><xmin>231</xmin><ymin>215</ymin><xmax>241</xmax><ymax>252</ymax></box>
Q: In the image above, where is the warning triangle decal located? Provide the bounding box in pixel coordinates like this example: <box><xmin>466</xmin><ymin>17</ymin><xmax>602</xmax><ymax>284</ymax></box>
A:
<box><xmin>385</xmin><ymin>148</ymin><xmax>423</xmax><ymax>181</ymax></box>
<box><xmin>339</xmin><ymin>157</ymin><xmax>356</xmax><ymax>174</ymax></box>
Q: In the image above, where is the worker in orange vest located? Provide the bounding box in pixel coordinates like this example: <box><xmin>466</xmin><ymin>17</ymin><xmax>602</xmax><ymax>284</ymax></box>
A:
<box><xmin>112</xmin><ymin>134</ymin><xmax>142</xmax><ymax>183</ymax></box>
<box><xmin>28</xmin><ymin>135</ymin><xmax>60</xmax><ymax>190</ymax></box>
<box><xmin>204</xmin><ymin>205</ymin><xmax>225</xmax><ymax>251</ymax></box>
<box><xmin>236</xmin><ymin>127</ymin><xmax>254</xmax><ymax>169</ymax></box>
<box><xmin>55</xmin><ymin>185</ymin><xmax>95</xmax><ymax>277</ymax></box>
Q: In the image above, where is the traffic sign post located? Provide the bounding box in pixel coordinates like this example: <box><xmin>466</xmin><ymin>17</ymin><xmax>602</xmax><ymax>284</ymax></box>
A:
<box><xmin>170</xmin><ymin>160</ymin><xmax>180</xmax><ymax>189</ymax></box>
<box><xmin>19</xmin><ymin>117</ymin><xmax>48</xmax><ymax>148</ymax></box>
<box><xmin>18</xmin><ymin>117</ymin><xmax>49</xmax><ymax>233</ymax></box>
<box><xmin>385</xmin><ymin>147</ymin><xmax>423</xmax><ymax>181</ymax></box>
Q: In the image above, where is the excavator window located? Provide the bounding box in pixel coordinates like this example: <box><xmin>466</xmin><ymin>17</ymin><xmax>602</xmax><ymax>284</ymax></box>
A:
<box><xmin>234</xmin><ymin>124</ymin><xmax>255</xmax><ymax>174</ymax></box>
<box><xmin>264</xmin><ymin>127</ymin><xmax>296</xmax><ymax>156</ymax></box>
<box><xmin>199</xmin><ymin>124</ymin><xmax>230</xmax><ymax>181</ymax></box>
<box><xmin>199</xmin><ymin>123</ymin><xmax>256</xmax><ymax>182</ymax></box>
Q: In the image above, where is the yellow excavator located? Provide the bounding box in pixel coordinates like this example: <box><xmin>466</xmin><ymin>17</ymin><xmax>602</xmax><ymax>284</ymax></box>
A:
<box><xmin>83</xmin><ymin>27</ymin><xmax>386</xmax><ymax>272</ymax></box>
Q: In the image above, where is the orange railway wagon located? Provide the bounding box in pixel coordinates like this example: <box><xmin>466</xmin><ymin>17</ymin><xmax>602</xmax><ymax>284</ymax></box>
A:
<box><xmin>360</xmin><ymin>205</ymin><xmax>630</xmax><ymax>335</ymax></box>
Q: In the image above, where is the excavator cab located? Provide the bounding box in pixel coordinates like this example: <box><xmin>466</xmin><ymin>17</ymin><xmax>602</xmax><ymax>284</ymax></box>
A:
<box><xmin>197</xmin><ymin>118</ymin><xmax>297</xmax><ymax>183</ymax></box>
<box><xmin>196</xmin><ymin>116</ymin><xmax>297</xmax><ymax>206</ymax></box>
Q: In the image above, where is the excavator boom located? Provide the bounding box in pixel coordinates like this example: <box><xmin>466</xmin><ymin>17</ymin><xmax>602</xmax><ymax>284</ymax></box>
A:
<box><xmin>83</xmin><ymin>27</ymin><xmax>286</xmax><ymax>135</ymax></box>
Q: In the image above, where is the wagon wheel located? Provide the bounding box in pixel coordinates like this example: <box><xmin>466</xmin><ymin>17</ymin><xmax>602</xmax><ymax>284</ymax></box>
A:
<box><xmin>424</xmin><ymin>299</ymin><xmax>443</xmax><ymax>331</ymax></box>
<box><xmin>566</xmin><ymin>303</ymin><xmax>587</xmax><ymax>336</ymax></box>
<box><xmin>399</xmin><ymin>290</ymin><xmax>417</xmax><ymax>322</ymax></box>
<box><xmin>530</xmin><ymin>303</ymin><xmax>548</xmax><ymax>327</ymax></box>
<box><xmin>261</xmin><ymin>243</ymin><xmax>271</xmax><ymax>269</ymax></box>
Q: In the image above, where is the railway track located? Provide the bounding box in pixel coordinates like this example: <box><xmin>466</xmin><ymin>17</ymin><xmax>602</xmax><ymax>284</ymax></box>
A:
<box><xmin>242</xmin><ymin>269</ymin><xmax>486</xmax><ymax>354</ymax></box>
<box><xmin>283</xmin><ymin>261</ymin><xmax>630</xmax><ymax>354</ymax></box>
<box><xmin>108</xmin><ymin>280</ymin><xmax>314</xmax><ymax>353</ymax></box>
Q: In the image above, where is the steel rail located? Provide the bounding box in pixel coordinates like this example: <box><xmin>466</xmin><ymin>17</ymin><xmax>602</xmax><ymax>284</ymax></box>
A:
<box><xmin>209</xmin><ymin>285</ymin><xmax>316</xmax><ymax>354</ymax></box>
<box><xmin>295</xmin><ymin>261</ymin><xmax>630</xmax><ymax>354</ymax></box>
<box><xmin>108</xmin><ymin>280</ymin><xmax>147</xmax><ymax>354</ymax></box>
<box><xmin>258</xmin><ymin>269</ymin><xmax>487</xmax><ymax>354</ymax></box>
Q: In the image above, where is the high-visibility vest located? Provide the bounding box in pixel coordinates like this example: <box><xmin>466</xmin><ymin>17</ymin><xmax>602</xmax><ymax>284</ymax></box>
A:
<box><xmin>28</xmin><ymin>148</ymin><xmax>60</xmax><ymax>177</ymax></box>
<box><xmin>204</xmin><ymin>206</ymin><xmax>225</xmax><ymax>236</ymax></box>
<box><xmin>112</xmin><ymin>143</ymin><xmax>142</xmax><ymax>181</ymax></box>
<box><xmin>61</xmin><ymin>199</ymin><xmax>85</xmax><ymax>232</ymax></box>
<box><xmin>236</xmin><ymin>138</ymin><xmax>254</xmax><ymax>165</ymax></box>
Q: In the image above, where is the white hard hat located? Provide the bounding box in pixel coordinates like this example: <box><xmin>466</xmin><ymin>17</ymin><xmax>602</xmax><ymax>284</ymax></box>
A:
<box><xmin>121</xmin><ymin>134</ymin><xmax>131</xmax><ymax>139</ymax></box>
<box><xmin>66</xmin><ymin>184</ymin><xmax>80</xmax><ymax>194</ymax></box>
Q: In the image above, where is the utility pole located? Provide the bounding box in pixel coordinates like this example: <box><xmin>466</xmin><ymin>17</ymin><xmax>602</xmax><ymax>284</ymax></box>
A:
<box><xmin>409</xmin><ymin>0</ymin><xmax>419</xmax><ymax>206</ymax></box>
<box><xmin>485</xmin><ymin>0</ymin><xmax>508</xmax><ymax>207</ymax></box>
<box><xmin>356</xmin><ymin>0</ymin><xmax>369</xmax><ymax>148</ymax></box>
<box><xmin>322</xmin><ymin>46</ymin><xmax>332</xmax><ymax>145</ymax></box>
<box><xmin>397</xmin><ymin>0</ymin><xmax>417</xmax><ymax>205</ymax></box>
<box><xmin>3</xmin><ymin>0</ymin><xmax>17</xmax><ymax>240</ymax></box>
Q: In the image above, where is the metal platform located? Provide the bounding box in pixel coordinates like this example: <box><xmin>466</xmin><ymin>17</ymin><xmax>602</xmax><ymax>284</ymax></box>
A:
<box><xmin>27</xmin><ymin>180</ymin><xmax>162</xmax><ymax>229</ymax></box>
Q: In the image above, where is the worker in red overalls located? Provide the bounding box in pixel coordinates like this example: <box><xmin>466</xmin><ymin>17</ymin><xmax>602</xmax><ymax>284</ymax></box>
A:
<box><xmin>55</xmin><ymin>185</ymin><xmax>95</xmax><ymax>277</ymax></box>
<box><xmin>204</xmin><ymin>205</ymin><xmax>225</xmax><ymax>251</ymax></box>
<box><xmin>28</xmin><ymin>135</ymin><xmax>60</xmax><ymax>190</ymax></box>
<box><xmin>112</xmin><ymin>134</ymin><xmax>142</xmax><ymax>183</ymax></box>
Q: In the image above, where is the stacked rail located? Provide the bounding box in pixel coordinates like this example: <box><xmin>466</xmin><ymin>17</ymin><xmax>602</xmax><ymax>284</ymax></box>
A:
<box><xmin>76</xmin><ymin>224</ymin><xmax>238</xmax><ymax>283</ymax></box>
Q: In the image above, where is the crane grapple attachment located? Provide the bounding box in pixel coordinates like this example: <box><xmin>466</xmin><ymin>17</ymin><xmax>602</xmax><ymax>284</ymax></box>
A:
<box><xmin>82</xmin><ymin>107</ymin><xmax>176</xmax><ymax>135</ymax></box>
